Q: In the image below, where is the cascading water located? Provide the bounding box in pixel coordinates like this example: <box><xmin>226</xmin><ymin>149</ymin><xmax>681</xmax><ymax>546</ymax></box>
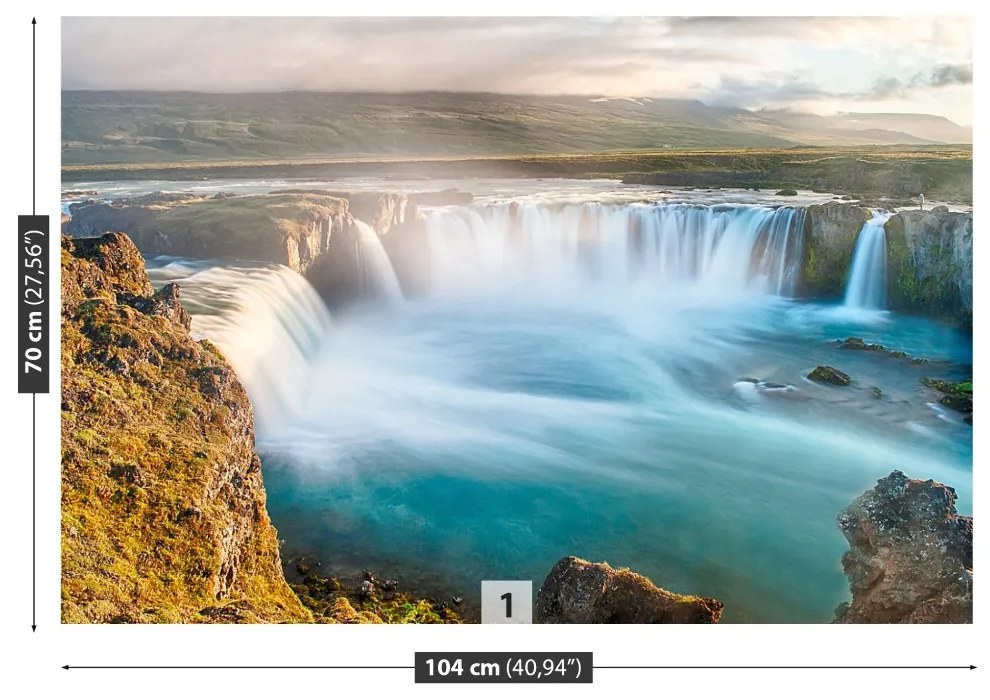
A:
<box><xmin>844</xmin><ymin>211</ymin><xmax>893</xmax><ymax>309</ymax></box>
<box><xmin>144</xmin><ymin>197</ymin><xmax>969</xmax><ymax>623</ymax></box>
<box><xmin>354</xmin><ymin>220</ymin><xmax>404</xmax><ymax>303</ymax></box>
<box><xmin>422</xmin><ymin>202</ymin><xmax>806</xmax><ymax>298</ymax></box>
<box><xmin>147</xmin><ymin>259</ymin><xmax>333</xmax><ymax>433</ymax></box>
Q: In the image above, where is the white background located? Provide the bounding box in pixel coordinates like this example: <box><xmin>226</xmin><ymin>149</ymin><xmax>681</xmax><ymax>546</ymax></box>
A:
<box><xmin>0</xmin><ymin>1</ymin><xmax>983</xmax><ymax>697</ymax></box>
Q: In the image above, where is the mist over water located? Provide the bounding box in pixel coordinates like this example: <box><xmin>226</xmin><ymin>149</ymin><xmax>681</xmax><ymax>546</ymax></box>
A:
<box><xmin>147</xmin><ymin>199</ymin><xmax>971</xmax><ymax>623</ymax></box>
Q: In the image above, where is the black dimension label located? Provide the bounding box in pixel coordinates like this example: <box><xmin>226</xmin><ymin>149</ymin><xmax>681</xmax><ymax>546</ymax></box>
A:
<box><xmin>415</xmin><ymin>652</ymin><xmax>592</xmax><ymax>684</ymax></box>
<box><xmin>18</xmin><ymin>215</ymin><xmax>49</xmax><ymax>393</ymax></box>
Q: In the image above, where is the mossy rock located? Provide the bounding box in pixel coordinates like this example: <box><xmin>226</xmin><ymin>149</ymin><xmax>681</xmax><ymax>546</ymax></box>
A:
<box><xmin>61</xmin><ymin>233</ymin><xmax>310</xmax><ymax>624</ymax></box>
<box><xmin>921</xmin><ymin>377</ymin><xmax>973</xmax><ymax>416</ymax></box>
<box><xmin>808</xmin><ymin>365</ymin><xmax>852</xmax><ymax>386</ymax></box>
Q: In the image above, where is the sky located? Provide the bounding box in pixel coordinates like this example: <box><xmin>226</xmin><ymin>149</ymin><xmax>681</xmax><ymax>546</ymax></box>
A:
<box><xmin>61</xmin><ymin>17</ymin><xmax>973</xmax><ymax>124</ymax></box>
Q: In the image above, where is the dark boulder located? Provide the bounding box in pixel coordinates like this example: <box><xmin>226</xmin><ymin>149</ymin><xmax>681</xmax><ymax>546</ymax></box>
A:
<box><xmin>921</xmin><ymin>377</ymin><xmax>973</xmax><ymax>420</ymax></box>
<box><xmin>807</xmin><ymin>365</ymin><xmax>851</xmax><ymax>386</ymax></box>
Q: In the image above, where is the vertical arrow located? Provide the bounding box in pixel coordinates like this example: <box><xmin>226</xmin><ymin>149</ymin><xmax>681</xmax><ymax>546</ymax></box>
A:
<box><xmin>32</xmin><ymin>17</ymin><xmax>36</xmax><ymax>214</ymax></box>
<box><xmin>31</xmin><ymin>16</ymin><xmax>38</xmax><ymax>632</ymax></box>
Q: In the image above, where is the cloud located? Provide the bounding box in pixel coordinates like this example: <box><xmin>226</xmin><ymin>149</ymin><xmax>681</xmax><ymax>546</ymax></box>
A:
<box><xmin>862</xmin><ymin>62</ymin><xmax>973</xmax><ymax>100</ymax></box>
<box><xmin>60</xmin><ymin>17</ymin><xmax>972</xmax><ymax>122</ymax></box>
<box><xmin>927</xmin><ymin>63</ymin><xmax>973</xmax><ymax>87</ymax></box>
<box><xmin>702</xmin><ymin>75</ymin><xmax>833</xmax><ymax>107</ymax></box>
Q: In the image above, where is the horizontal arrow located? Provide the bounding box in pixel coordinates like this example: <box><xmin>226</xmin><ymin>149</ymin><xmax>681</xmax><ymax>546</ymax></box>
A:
<box><xmin>64</xmin><ymin>665</ymin><xmax>414</xmax><ymax>670</ymax></box>
<box><xmin>596</xmin><ymin>665</ymin><xmax>975</xmax><ymax>670</ymax></box>
<box><xmin>64</xmin><ymin>664</ymin><xmax>975</xmax><ymax>671</ymax></box>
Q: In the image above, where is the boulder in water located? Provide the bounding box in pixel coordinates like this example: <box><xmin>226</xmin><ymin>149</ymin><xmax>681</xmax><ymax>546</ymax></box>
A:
<box><xmin>534</xmin><ymin>556</ymin><xmax>723</xmax><ymax>623</ymax></box>
<box><xmin>807</xmin><ymin>365</ymin><xmax>851</xmax><ymax>386</ymax></box>
<box><xmin>834</xmin><ymin>337</ymin><xmax>928</xmax><ymax>364</ymax></box>
<box><xmin>775</xmin><ymin>188</ymin><xmax>798</xmax><ymax>196</ymax></box>
<box><xmin>921</xmin><ymin>377</ymin><xmax>973</xmax><ymax>420</ymax></box>
<box><xmin>837</xmin><ymin>336</ymin><xmax>883</xmax><ymax>352</ymax></box>
<box><xmin>835</xmin><ymin>470</ymin><xmax>972</xmax><ymax>623</ymax></box>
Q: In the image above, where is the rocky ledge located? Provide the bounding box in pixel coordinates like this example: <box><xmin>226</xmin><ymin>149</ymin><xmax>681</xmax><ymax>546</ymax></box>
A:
<box><xmin>535</xmin><ymin>556</ymin><xmax>723</xmax><ymax>623</ymax></box>
<box><xmin>835</xmin><ymin>470</ymin><xmax>972</xmax><ymax>623</ymax></box>
<box><xmin>61</xmin><ymin>232</ymin><xmax>309</xmax><ymax>623</ymax></box>
<box><xmin>67</xmin><ymin>192</ymin><xmax>351</xmax><ymax>275</ymax></box>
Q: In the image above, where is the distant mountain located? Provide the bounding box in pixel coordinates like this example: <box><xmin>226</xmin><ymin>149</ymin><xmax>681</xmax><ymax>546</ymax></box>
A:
<box><xmin>747</xmin><ymin>109</ymin><xmax>972</xmax><ymax>146</ymax></box>
<box><xmin>61</xmin><ymin>91</ymin><xmax>972</xmax><ymax>165</ymax></box>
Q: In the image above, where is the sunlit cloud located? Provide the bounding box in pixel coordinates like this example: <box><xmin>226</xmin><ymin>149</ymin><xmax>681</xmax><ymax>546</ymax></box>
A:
<box><xmin>61</xmin><ymin>16</ymin><xmax>972</xmax><ymax>124</ymax></box>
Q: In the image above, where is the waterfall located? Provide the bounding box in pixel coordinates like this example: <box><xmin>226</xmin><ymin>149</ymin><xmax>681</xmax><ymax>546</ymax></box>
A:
<box><xmin>353</xmin><ymin>220</ymin><xmax>404</xmax><ymax>304</ymax></box>
<box><xmin>147</xmin><ymin>260</ymin><xmax>333</xmax><ymax>434</ymax></box>
<box><xmin>844</xmin><ymin>211</ymin><xmax>893</xmax><ymax>309</ymax></box>
<box><xmin>422</xmin><ymin>202</ymin><xmax>806</xmax><ymax>297</ymax></box>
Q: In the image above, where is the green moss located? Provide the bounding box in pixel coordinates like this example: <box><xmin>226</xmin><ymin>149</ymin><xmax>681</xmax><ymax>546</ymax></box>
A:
<box><xmin>289</xmin><ymin>573</ymin><xmax>462</xmax><ymax>624</ymax></box>
<box><xmin>921</xmin><ymin>377</ymin><xmax>973</xmax><ymax>417</ymax></box>
<box><xmin>885</xmin><ymin>214</ymin><xmax>969</xmax><ymax>324</ymax></box>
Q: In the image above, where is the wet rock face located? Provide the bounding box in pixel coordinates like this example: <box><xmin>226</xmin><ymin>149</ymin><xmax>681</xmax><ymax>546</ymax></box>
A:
<box><xmin>535</xmin><ymin>557</ymin><xmax>723</xmax><ymax>624</ymax></box>
<box><xmin>885</xmin><ymin>209</ymin><xmax>972</xmax><ymax>327</ymax></box>
<box><xmin>835</xmin><ymin>470</ymin><xmax>972</xmax><ymax>624</ymax></box>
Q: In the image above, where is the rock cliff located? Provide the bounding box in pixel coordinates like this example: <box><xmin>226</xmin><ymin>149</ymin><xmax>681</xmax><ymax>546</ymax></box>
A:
<box><xmin>535</xmin><ymin>556</ymin><xmax>724</xmax><ymax>623</ymax></box>
<box><xmin>886</xmin><ymin>209</ymin><xmax>973</xmax><ymax>326</ymax></box>
<box><xmin>61</xmin><ymin>232</ymin><xmax>310</xmax><ymax>623</ymax></box>
<box><xmin>67</xmin><ymin>193</ymin><xmax>350</xmax><ymax>276</ymax></box>
<box><xmin>797</xmin><ymin>202</ymin><xmax>972</xmax><ymax>327</ymax></box>
<box><xmin>834</xmin><ymin>470</ymin><xmax>972</xmax><ymax>624</ymax></box>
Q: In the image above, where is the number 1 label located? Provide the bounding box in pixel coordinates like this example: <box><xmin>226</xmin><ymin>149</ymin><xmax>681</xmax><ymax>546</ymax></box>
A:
<box><xmin>481</xmin><ymin>581</ymin><xmax>532</xmax><ymax>624</ymax></box>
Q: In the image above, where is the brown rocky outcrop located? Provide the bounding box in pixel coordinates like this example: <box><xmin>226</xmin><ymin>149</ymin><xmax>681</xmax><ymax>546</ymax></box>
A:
<box><xmin>344</xmin><ymin>192</ymin><xmax>410</xmax><ymax>235</ymax></box>
<box><xmin>834</xmin><ymin>470</ymin><xmax>972</xmax><ymax>624</ymax></box>
<box><xmin>61</xmin><ymin>232</ymin><xmax>309</xmax><ymax>623</ymax></box>
<box><xmin>535</xmin><ymin>556</ymin><xmax>723</xmax><ymax>623</ymax></box>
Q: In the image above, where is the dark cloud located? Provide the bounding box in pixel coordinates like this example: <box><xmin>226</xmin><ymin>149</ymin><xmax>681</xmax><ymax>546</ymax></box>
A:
<box><xmin>861</xmin><ymin>63</ymin><xmax>973</xmax><ymax>100</ymax></box>
<box><xmin>927</xmin><ymin>63</ymin><xmax>973</xmax><ymax>87</ymax></box>
<box><xmin>867</xmin><ymin>77</ymin><xmax>909</xmax><ymax>99</ymax></box>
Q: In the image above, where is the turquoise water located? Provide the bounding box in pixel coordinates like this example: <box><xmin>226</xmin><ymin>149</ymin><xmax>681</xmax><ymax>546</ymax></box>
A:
<box><xmin>258</xmin><ymin>290</ymin><xmax>971</xmax><ymax>623</ymax></box>
<box><xmin>144</xmin><ymin>196</ymin><xmax>972</xmax><ymax>624</ymax></box>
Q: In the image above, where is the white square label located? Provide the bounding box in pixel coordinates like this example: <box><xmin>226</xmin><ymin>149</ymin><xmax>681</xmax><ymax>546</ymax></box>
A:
<box><xmin>481</xmin><ymin>580</ymin><xmax>533</xmax><ymax>624</ymax></box>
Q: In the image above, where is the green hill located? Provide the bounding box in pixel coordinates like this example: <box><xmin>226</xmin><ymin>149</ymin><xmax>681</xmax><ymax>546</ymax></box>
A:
<box><xmin>62</xmin><ymin>91</ymin><xmax>971</xmax><ymax>166</ymax></box>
